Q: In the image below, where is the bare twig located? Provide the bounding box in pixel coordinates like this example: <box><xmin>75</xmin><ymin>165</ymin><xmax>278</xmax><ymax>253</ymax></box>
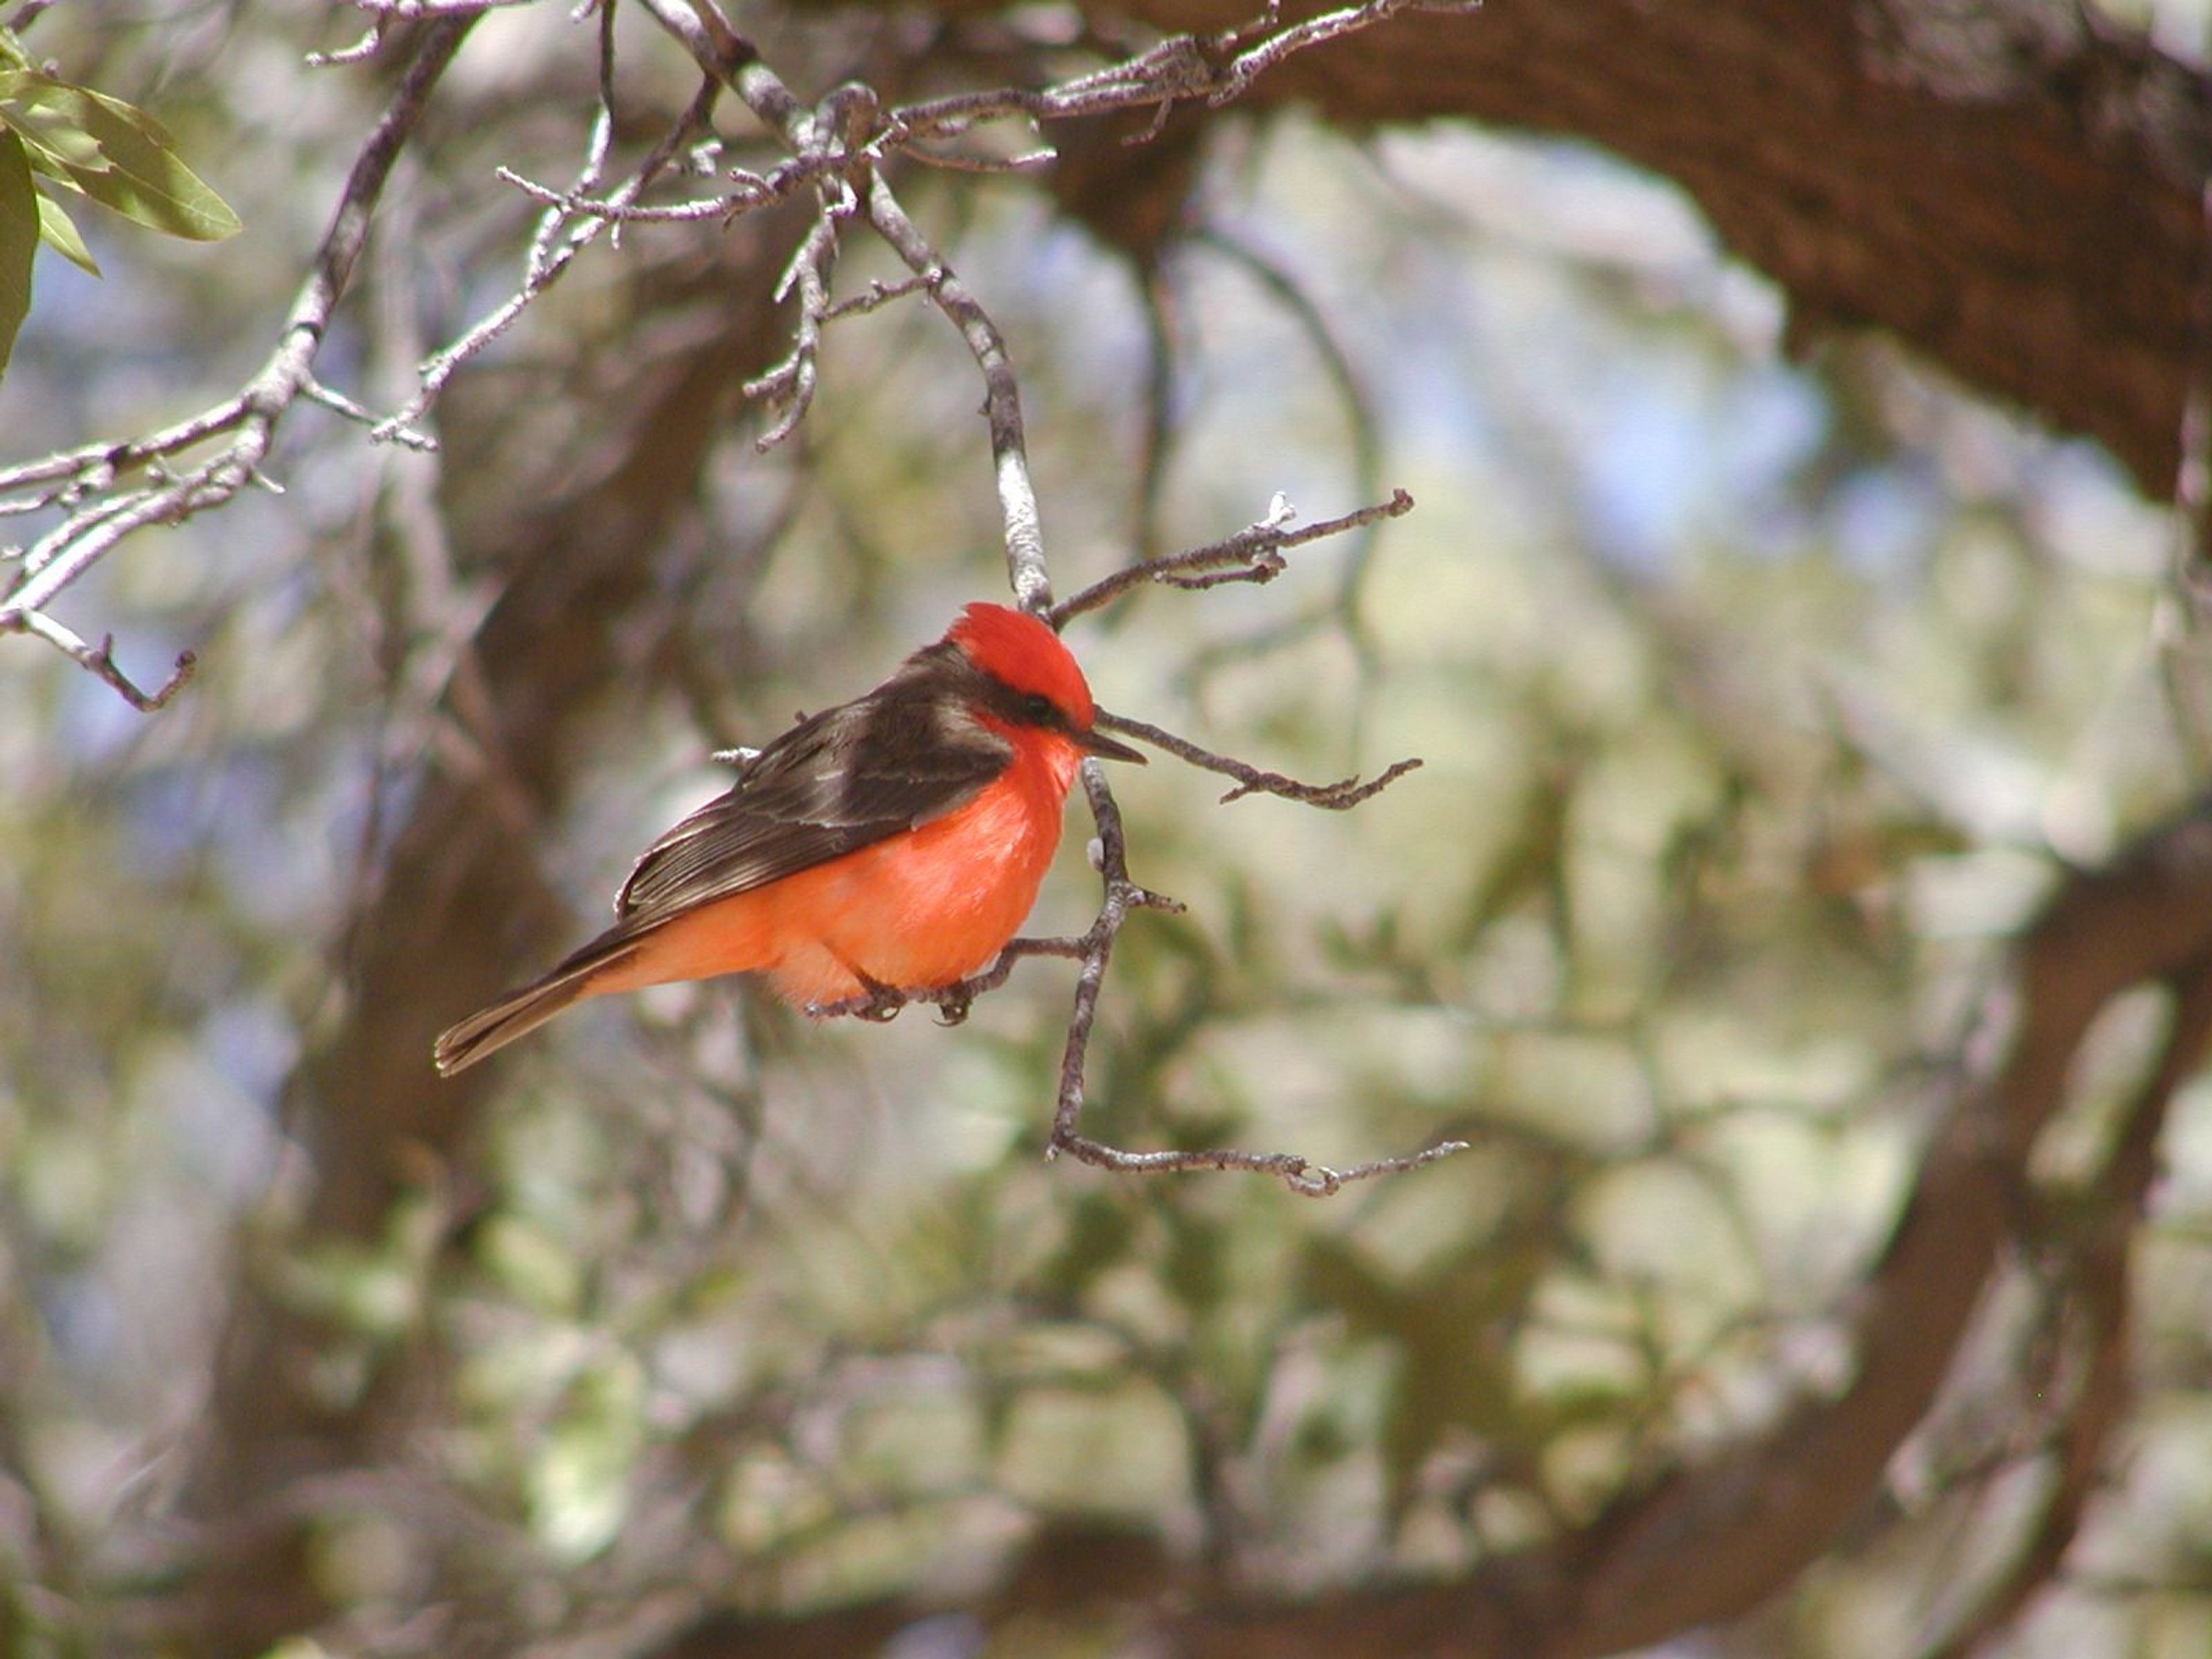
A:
<box><xmin>1211</xmin><ymin>0</ymin><xmax>1479</xmax><ymax>103</ymax></box>
<box><xmin>903</xmin><ymin>142</ymin><xmax>1058</xmax><ymax>176</ymax></box>
<box><xmin>374</xmin><ymin>24</ymin><xmax>719</xmax><ymax>437</ymax></box>
<box><xmin>2</xmin><ymin>0</ymin><xmax>59</xmax><ymax>32</ymax></box>
<box><xmin>1051</xmin><ymin>1132</ymin><xmax>1471</xmax><ymax>1196</ymax></box>
<box><xmin>879</xmin><ymin>0</ymin><xmax>1478</xmax><ymax>147</ymax></box>
<box><xmin>804</xmin><ymin>933</ymin><xmax>1097</xmax><ymax>1023</ymax></box>
<box><xmin>744</xmin><ymin>181</ymin><xmax>855</xmax><ymax>449</ymax></box>
<box><xmin>496</xmin><ymin>167</ymin><xmax>782</xmax><ymax>224</ymax></box>
<box><xmin>306</xmin><ymin>26</ymin><xmax>388</xmax><ymax>69</ymax></box>
<box><xmin>1193</xmin><ymin>228</ymin><xmax>1389</xmax><ymax>632</ymax></box>
<box><xmin>301</xmin><ymin>377</ymin><xmax>435</xmax><ymax>449</ymax></box>
<box><xmin>1</xmin><ymin>610</ymin><xmax>196</xmax><ymax>709</ymax></box>
<box><xmin>821</xmin><ymin>273</ymin><xmax>939</xmax><ymax>323</ymax></box>
<box><xmin>1040</xmin><ymin>762</ymin><xmax>1463</xmax><ymax>1197</ymax></box>
<box><xmin>1052</xmin><ymin>488</ymin><xmax>1414</xmax><ymax>624</ymax></box>
<box><xmin>1098</xmin><ymin>709</ymin><xmax>1423</xmax><ymax>807</ymax></box>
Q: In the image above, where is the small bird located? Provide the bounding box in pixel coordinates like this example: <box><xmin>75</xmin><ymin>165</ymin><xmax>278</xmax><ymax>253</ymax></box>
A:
<box><xmin>433</xmin><ymin>603</ymin><xmax>1143</xmax><ymax>1075</ymax></box>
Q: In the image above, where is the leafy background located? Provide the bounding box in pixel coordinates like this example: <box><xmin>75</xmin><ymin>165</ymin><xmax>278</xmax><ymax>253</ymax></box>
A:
<box><xmin>1</xmin><ymin>2</ymin><xmax>2208</xmax><ymax>1657</ymax></box>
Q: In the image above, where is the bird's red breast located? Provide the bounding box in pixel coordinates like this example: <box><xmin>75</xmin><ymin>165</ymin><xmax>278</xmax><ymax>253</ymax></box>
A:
<box><xmin>590</xmin><ymin>716</ymin><xmax>1085</xmax><ymax>1005</ymax></box>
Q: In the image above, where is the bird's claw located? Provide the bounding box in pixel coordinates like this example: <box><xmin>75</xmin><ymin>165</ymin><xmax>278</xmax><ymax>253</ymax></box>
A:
<box><xmin>851</xmin><ymin>971</ymin><xmax>906</xmax><ymax>1022</ymax></box>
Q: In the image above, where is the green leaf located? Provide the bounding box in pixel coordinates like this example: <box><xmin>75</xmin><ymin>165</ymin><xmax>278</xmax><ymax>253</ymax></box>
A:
<box><xmin>0</xmin><ymin>127</ymin><xmax>34</xmax><ymax>378</ymax></box>
<box><xmin>33</xmin><ymin>187</ymin><xmax>96</xmax><ymax>275</ymax></box>
<box><xmin>0</xmin><ymin>70</ymin><xmax>238</xmax><ymax>242</ymax></box>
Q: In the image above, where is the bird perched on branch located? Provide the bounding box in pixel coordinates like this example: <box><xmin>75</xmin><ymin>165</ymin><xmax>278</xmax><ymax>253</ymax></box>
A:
<box><xmin>433</xmin><ymin>603</ymin><xmax>1143</xmax><ymax>1075</ymax></box>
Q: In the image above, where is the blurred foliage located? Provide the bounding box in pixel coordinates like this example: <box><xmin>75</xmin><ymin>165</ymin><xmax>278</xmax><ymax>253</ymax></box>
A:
<box><xmin>1</xmin><ymin>5</ymin><xmax>2209</xmax><ymax>1659</ymax></box>
<box><xmin>0</xmin><ymin>19</ymin><xmax>240</xmax><ymax>373</ymax></box>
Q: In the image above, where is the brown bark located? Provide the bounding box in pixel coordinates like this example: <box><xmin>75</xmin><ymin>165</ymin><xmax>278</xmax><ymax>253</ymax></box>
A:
<box><xmin>1046</xmin><ymin>0</ymin><xmax>2209</xmax><ymax>499</ymax></box>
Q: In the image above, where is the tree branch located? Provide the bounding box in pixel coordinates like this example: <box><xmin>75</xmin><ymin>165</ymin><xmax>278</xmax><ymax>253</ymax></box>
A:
<box><xmin>1099</xmin><ymin>709</ymin><xmax>1423</xmax><ymax>807</ymax></box>
<box><xmin>1052</xmin><ymin>488</ymin><xmax>1413</xmax><ymax>624</ymax></box>
<box><xmin>0</xmin><ymin>609</ymin><xmax>196</xmax><ymax>709</ymax></box>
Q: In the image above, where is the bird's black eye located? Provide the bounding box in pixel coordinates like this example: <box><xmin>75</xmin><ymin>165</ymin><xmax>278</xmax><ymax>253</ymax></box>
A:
<box><xmin>1017</xmin><ymin>692</ymin><xmax>1061</xmax><ymax>727</ymax></box>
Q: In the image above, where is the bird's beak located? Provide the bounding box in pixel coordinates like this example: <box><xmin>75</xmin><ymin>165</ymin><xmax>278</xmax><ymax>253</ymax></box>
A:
<box><xmin>1078</xmin><ymin>726</ymin><xmax>1146</xmax><ymax>763</ymax></box>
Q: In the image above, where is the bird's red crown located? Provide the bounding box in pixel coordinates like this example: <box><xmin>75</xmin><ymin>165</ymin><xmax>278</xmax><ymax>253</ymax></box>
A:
<box><xmin>946</xmin><ymin>602</ymin><xmax>1096</xmax><ymax>728</ymax></box>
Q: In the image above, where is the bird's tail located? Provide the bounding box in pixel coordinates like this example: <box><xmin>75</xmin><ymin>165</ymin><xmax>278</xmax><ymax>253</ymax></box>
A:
<box><xmin>431</xmin><ymin>942</ymin><xmax>639</xmax><ymax>1076</ymax></box>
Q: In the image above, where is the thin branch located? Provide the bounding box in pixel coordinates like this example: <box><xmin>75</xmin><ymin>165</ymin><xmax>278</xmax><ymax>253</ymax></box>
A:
<box><xmin>877</xmin><ymin>0</ymin><xmax>1469</xmax><ymax>147</ymax></box>
<box><xmin>376</xmin><ymin>26</ymin><xmax>720</xmax><ymax>437</ymax></box>
<box><xmin>494</xmin><ymin>168</ymin><xmax>768</xmax><ymax>224</ymax></box>
<box><xmin>803</xmin><ymin>933</ymin><xmax>1097</xmax><ymax>1023</ymax></box>
<box><xmin>744</xmin><ymin>180</ymin><xmax>854</xmax><ymax>450</ymax></box>
<box><xmin>1051</xmin><ymin>1132</ymin><xmax>1471</xmax><ymax>1196</ymax></box>
<box><xmin>882</xmin><ymin>39</ymin><xmax>1216</xmax><ymax>143</ymax></box>
<box><xmin>820</xmin><ymin>273</ymin><xmax>939</xmax><ymax>323</ymax></box>
<box><xmin>301</xmin><ymin>377</ymin><xmax>435</xmax><ymax>449</ymax></box>
<box><xmin>1099</xmin><ymin>710</ymin><xmax>1424</xmax><ymax>808</ymax></box>
<box><xmin>306</xmin><ymin>26</ymin><xmax>388</xmax><ymax>69</ymax></box>
<box><xmin>1211</xmin><ymin>0</ymin><xmax>1480</xmax><ymax>103</ymax></box>
<box><xmin>1194</xmin><ymin>227</ymin><xmax>1389</xmax><ymax>638</ymax></box>
<box><xmin>1</xmin><ymin>0</ymin><xmax>59</xmax><ymax>32</ymax></box>
<box><xmin>1051</xmin><ymin>488</ymin><xmax>1414</xmax><ymax>625</ymax></box>
<box><xmin>2</xmin><ymin>610</ymin><xmax>196</xmax><ymax>709</ymax></box>
<box><xmin>1040</xmin><ymin>762</ymin><xmax>1462</xmax><ymax>1197</ymax></box>
<box><xmin>902</xmin><ymin>142</ymin><xmax>1058</xmax><ymax>175</ymax></box>
<box><xmin>632</xmin><ymin>0</ymin><xmax>797</xmax><ymax>142</ymax></box>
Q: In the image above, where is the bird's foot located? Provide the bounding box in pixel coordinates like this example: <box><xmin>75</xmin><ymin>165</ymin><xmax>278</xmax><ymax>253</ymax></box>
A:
<box><xmin>849</xmin><ymin>971</ymin><xmax>907</xmax><ymax>1022</ymax></box>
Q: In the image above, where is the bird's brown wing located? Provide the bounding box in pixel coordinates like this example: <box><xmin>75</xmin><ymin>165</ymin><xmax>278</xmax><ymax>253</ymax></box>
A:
<box><xmin>612</xmin><ymin>654</ymin><xmax>1012</xmax><ymax>929</ymax></box>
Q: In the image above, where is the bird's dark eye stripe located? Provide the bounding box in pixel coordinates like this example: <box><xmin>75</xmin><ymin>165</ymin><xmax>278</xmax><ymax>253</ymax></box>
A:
<box><xmin>975</xmin><ymin>669</ymin><xmax>1071</xmax><ymax>730</ymax></box>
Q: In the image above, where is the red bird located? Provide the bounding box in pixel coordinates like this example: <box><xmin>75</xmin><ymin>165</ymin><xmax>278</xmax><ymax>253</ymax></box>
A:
<box><xmin>433</xmin><ymin>603</ymin><xmax>1142</xmax><ymax>1074</ymax></box>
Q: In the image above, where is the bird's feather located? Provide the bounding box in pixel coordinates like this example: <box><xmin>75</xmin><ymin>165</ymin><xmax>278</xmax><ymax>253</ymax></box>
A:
<box><xmin>611</xmin><ymin>642</ymin><xmax>1013</xmax><ymax>927</ymax></box>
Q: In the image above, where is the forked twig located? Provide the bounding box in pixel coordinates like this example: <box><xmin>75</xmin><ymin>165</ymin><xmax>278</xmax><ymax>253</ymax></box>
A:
<box><xmin>1052</xmin><ymin>488</ymin><xmax>1414</xmax><ymax>624</ymax></box>
<box><xmin>2</xmin><ymin>611</ymin><xmax>197</xmax><ymax>710</ymax></box>
<box><xmin>1050</xmin><ymin>1134</ymin><xmax>1471</xmax><ymax>1196</ymax></box>
<box><xmin>1037</xmin><ymin>761</ymin><xmax>1462</xmax><ymax>1196</ymax></box>
<box><xmin>1098</xmin><ymin>710</ymin><xmax>1423</xmax><ymax>808</ymax></box>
